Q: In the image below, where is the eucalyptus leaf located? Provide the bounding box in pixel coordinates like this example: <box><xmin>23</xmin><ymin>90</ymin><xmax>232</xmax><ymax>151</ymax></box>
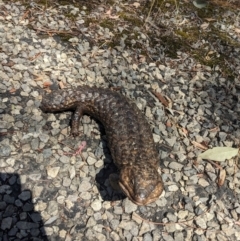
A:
<box><xmin>193</xmin><ymin>0</ymin><xmax>208</xmax><ymax>9</ymax></box>
<box><xmin>199</xmin><ymin>147</ymin><xmax>239</xmax><ymax>162</ymax></box>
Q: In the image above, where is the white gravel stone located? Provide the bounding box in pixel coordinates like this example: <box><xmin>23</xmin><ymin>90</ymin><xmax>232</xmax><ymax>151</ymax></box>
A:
<box><xmin>123</xmin><ymin>199</ymin><xmax>138</xmax><ymax>213</ymax></box>
<box><xmin>168</xmin><ymin>162</ymin><xmax>183</xmax><ymax>170</ymax></box>
<box><xmin>118</xmin><ymin>221</ymin><xmax>137</xmax><ymax>231</ymax></box>
<box><xmin>198</xmin><ymin>178</ymin><xmax>210</xmax><ymax>187</ymax></box>
<box><xmin>87</xmin><ymin>155</ymin><xmax>97</xmax><ymax>165</ymax></box>
<box><xmin>47</xmin><ymin>166</ymin><xmax>60</xmax><ymax>178</ymax></box>
<box><xmin>177</xmin><ymin>210</ymin><xmax>188</xmax><ymax>219</ymax></box>
<box><xmin>91</xmin><ymin>199</ymin><xmax>102</xmax><ymax>211</ymax></box>
<box><xmin>195</xmin><ymin>218</ymin><xmax>207</xmax><ymax>229</ymax></box>
<box><xmin>168</xmin><ymin>185</ymin><xmax>179</xmax><ymax>192</ymax></box>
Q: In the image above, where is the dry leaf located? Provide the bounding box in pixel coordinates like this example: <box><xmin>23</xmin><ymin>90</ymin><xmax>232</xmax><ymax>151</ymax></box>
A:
<box><xmin>192</xmin><ymin>141</ymin><xmax>208</xmax><ymax>150</ymax></box>
<box><xmin>21</xmin><ymin>10</ymin><xmax>30</xmax><ymax>21</ymax></box>
<box><xmin>34</xmin><ymin>74</ymin><xmax>44</xmax><ymax>82</ymax></box>
<box><xmin>59</xmin><ymin>81</ymin><xmax>65</xmax><ymax>89</ymax></box>
<box><xmin>29</xmin><ymin>52</ymin><xmax>42</xmax><ymax>61</ymax></box>
<box><xmin>209</xmin><ymin>127</ymin><xmax>219</xmax><ymax>132</ymax></box>
<box><xmin>105</xmin><ymin>8</ymin><xmax>119</xmax><ymax>19</ymax></box>
<box><xmin>2</xmin><ymin>61</ymin><xmax>15</xmax><ymax>67</ymax></box>
<box><xmin>133</xmin><ymin>2</ymin><xmax>140</xmax><ymax>8</ymax></box>
<box><xmin>208</xmin><ymin>51</ymin><xmax>215</xmax><ymax>55</ymax></box>
<box><xmin>105</xmin><ymin>9</ymin><xmax>112</xmax><ymax>15</ymax></box>
<box><xmin>9</xmin><ymin>88</ymin><xmax>16</xmax><ymax>93</ymax></box>
<box><xmin>199</xmin><ymin>147</ymin><xmax>239</xmax><ymax>162</ymax></box>
<box><xmin>182</xmin><ymin>128</ymin><xmax>188</xmax><ymax>136</ymax></box>
<box><xmin>204</xmin><ymin>18</ymin><xmax>216</xmax><ymax>22</ymax></box>
<box><xmin>166</xmin><ymin>120</ymin><xmax>172</xmax><ymax>127</ymax></box>
<box><xmin>43</xmin><ymin>81</ymin><xmax>51</xmax><ymax>88</ymax></box>
<box><xmin>107</xmin><ymin>14</ymin><xmax>119</xmax><ymax>19</ymax></box>
<box><xmin>178</xmin><ymin>127</ymin><xmax>188</xmax><ymax>137</ymax></box>
<box><xmin>218</xmin><ymin>169</ymin><xmax>226</xmax><ymax>186</ymax></box>
<box><xmin>200</xmin><ymin>141</ymin><xmax>209</xmax><ymax>148</ymax></box>
<box><xmin>235</xmin><ymin>28</ymin><xmax>240</xmax><ymax>34</ymax></box>
<box><xmin>201</xmin><ymin>22</ymin><xmax>209</xmax><ymax>30</ymax></box>
<box><xmin>152</xmin><ymin>91</ymin><xmax>169</xmax><ymax>107</ymax></box>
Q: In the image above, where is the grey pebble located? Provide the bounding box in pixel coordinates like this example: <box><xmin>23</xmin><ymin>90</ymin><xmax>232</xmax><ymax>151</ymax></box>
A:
<box><xmin>87</xmin><ymin>155</ymin><xmax>97</xmax><ymax>165</ymax></box>
<box><xmin>110</xmin><ymin>219</ymin><xmax>120</xmax><ymax>230</ymax></box>
<box><xmin>167</xmin><ymin>212</ymin><xmax>177</xmax><ymax>222</ymax></box>
<box><xmin>18</xmin><ymin>190</ymin><xmax>31</xmax><ymax>201</ymax></box>
<box><xmin>29</xmin><ymin>173</ymin><xmax>42</xmax><ymax>181</ymax></box>
<box><xmin>165</xmin><ymin>137</ymin><xmax>177</xmax><ymax>147</ymax></box>
<box><xmin>195</xmin><ymin>218</ymin><xmax>207</xmax><ymax>229</ymax></box>
<box><xmin>31</xmin><ymin>138</ymin><xmax>39</xmax><ymax>150</ymax></box>
<box><xmin>123</xmin><ymin>198</ymin><xmax>138</xmax><ymax>213</ymax></box>
<box><xmin>168</xmin><ymin>162</ymin><xmax>183</xmax><ymax>170</ymax></box>
<box><xmin>174</xmin><ymin>231</ymin><xmax>184</xmax><ymax>241</ymax></box>
<box><xmin>60</xmin><ymin>155</ymin><xmax>70</xmax><ymax>164</ymax></box>
<box><xmin>63</xmin><ymin>177</ymin><xmax>72</xmax><ymax>187</ymax></box>
<box><xmin>39</xmin><ymin>133</ymin><xmax>50</xmax><ymax>143</ymax></box>
<box><xmin>15</xmin><ymin>199</ymin><xmax>23</xmax><ymax>207</ymax></box>
<box><xmin>1</xmin><ymin>217</ymin><xmax>12</xmax><ymax>230</ymax></box>
<box><xmin>42</xmin><ymin>148</ymin><xmax>52</xmax><ymax>158</ymax></box>
<box><xmin>47</xmin><ymin>201</ymin><xmax>58</xmax><ymax>216</ymax></box>
<box><xmin>3</xmin><ymin>195</ymin><xmax>15</xmax><ymax>204</ymax></box>
<box><xmin>0</xmin><ymin>145</ymin><xmax>11</xmax><ymax>157</ymax></box>
<box><xmin>143</xmin><ymin>233</ymin><xmax>153</xmax><ymax>241</ymax></box>
<box><xmin>79</xmin><ymin>180</ymin><xmax>92</xmax><ymax>192</ymax></box>
<box><xmin>114</xmin><ymin>206</ymin><xmax>123</xmax><ymax>215</ymax></box>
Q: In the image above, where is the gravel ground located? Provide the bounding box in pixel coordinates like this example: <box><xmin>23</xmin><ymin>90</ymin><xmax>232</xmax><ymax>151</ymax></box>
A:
<box><xmin>0</xmin><ymin>0</ymin><xmax>240</xmax><ymax>240</ymax></box>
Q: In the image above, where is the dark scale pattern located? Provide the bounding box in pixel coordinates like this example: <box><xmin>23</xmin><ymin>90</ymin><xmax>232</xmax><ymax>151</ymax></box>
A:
<box><xmin>40</xmin><ymin>86</ymin><xmax>163</xmax><ymax>205</ymax></box>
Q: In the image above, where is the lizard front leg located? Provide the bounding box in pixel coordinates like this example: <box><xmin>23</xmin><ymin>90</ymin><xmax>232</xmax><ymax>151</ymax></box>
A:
<box><xmin>71</xmin><ymin>106</ymin><xmax>83</xmax><ymax>137</ymax></box>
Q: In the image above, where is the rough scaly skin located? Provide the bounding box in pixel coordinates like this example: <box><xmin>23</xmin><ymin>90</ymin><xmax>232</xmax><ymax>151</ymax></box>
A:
<box><xmin>40</xmin><ymin>86</ymin><xmax>164</xmax><ymax>205</ymax></box>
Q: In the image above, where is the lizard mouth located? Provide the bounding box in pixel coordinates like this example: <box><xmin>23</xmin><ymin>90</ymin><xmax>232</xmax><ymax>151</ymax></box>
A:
<box><xmin>119</xmin><ymin>176</ymin><xmax>163</xmax><ymax>206</ymax></box>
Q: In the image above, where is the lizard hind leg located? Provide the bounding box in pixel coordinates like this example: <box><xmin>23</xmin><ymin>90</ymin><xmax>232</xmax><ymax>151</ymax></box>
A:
<box><xmin>71</xmin><ymin>106</ymin><xmax>84</xmax><ymax>137</ymax></box>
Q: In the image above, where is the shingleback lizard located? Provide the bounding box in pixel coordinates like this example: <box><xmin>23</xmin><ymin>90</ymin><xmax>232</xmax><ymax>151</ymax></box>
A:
<box><xmin>40</xmin><ymin>86</ymin><xmax>163</xmax><ymax>205</ymax></box>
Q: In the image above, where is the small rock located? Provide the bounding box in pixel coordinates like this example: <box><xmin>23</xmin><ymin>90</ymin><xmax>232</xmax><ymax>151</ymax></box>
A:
<box><xmin>29</xmin><ymin>173</ymin><xmax>41</xmax><ymax>181</ymax></box>
<box><xmin>16</xmin><ymin>221</ymin><xmax>39</xmax><ymax>230</ymax></box>
<box><xmin>86</xmin><ymin>217</ymin><xmax>96</xmax><ymax>227</ymax></box>
<box><xmin>63</xmin><ymin>177</ymin><xmax>71</xmax><ymax>187</ymax></box>
<box><xmin>0</xmin><ymin>145</ymin><xmax>11</xmax><ymax>157</ymax></box>
<box><xmin>165</xmin><ymin>223</ymin><xmax>177</xmax><ymax>233</ymax></box>
<box><xmin>118</xmin><ymin>221</ymin><xmax>136</xmax><ymax>231</ymax></box>
<box><xmin>59</xmin><ymin>229</ymin><xmax>67</xmax><ymax>238</ymax></box>
<box><xmin>18</xmin><ymin>190</ymin><xmax>31</xmax><ymax>201</ymax></box>
<box><xmin>79</xmin><ymin>180</ymin><xmax>92</xmax><ymax>192</ymax></box>
<box><xmin>47</xmin><ymin>166</ymin><xmax>60</xmax><ymax>178</ymax></box>
<box><xmin>87</xmin><ymin>155</ymin><xmax>97</xmax><ymax>165</ymax></box>
<box><xmin>123</xmin><ymin>198</ymin><xmax>138</xmax><ymax>213</ymax></box>
<box><xmin>198</xmin><ymin>178</ymin><xmax>209</xmax><ymax>187</ymax></box>
<box><xmin>195</xmin><ymin>217</ymin><xmax>207</xmax><ymax>229</ymax></box>
<box><xmin>166</xmin><ymin>212</ymin><xmax>177</xmax><ymax>222</ymax></box>
<box><xmin>91</xmin><ymin>199</ymin><xmax>102</xmax><ymax>211</ymax></box>
<box><xmin>165</xmin><ymin>137</ymin><xmax>177</xmax><ymax>147</ymax></box>
<box><xmin>168</xmin><ymin>185</ymin><xmax>179</xmax><ymax>192</ymax></box>
<box><xmin>168</xmin><ymin>162</ymin><xmax>183</xmax><ymax>170</ymax></box>
<box><xmin>47</xmin><ymin>201</ymin><xmax>58</xmax><ymax>216</ymax></box>
<box><xmin>178</xmin><ymin>210</ymin><xmax>188</xmax><ymax>219</ymax></box>
<box><xmin>45</xmin><ymin>215</ymin><xmax>59</xmax><ymax>225</ymax></box>
<box><xmin>1</xmin><ymin>217</ymin><xmax>12</xmax><ymax>230</ymax></box>
<box><xmin>68</xmin><ymin>165</ymin><xmax>76</xmax><ymax>179</ymax></box>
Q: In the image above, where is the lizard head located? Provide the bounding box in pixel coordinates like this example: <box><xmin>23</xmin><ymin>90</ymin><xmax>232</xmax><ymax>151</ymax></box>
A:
<box><xmin>119</xmin><ymin>164</ymin><xmax>163</xmax><ymax>205</ymax></box>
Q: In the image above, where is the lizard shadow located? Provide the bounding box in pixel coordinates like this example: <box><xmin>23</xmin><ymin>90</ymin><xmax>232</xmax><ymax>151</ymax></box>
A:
<box><xmin>0</xmin><ymin>173</ymin><xmax>49</xmax><ymax>240</ymax></box>
<box><xmin>93</xmin><ymin>121</ymin><xmax>127</xmax><ymax>203</ymax></box>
